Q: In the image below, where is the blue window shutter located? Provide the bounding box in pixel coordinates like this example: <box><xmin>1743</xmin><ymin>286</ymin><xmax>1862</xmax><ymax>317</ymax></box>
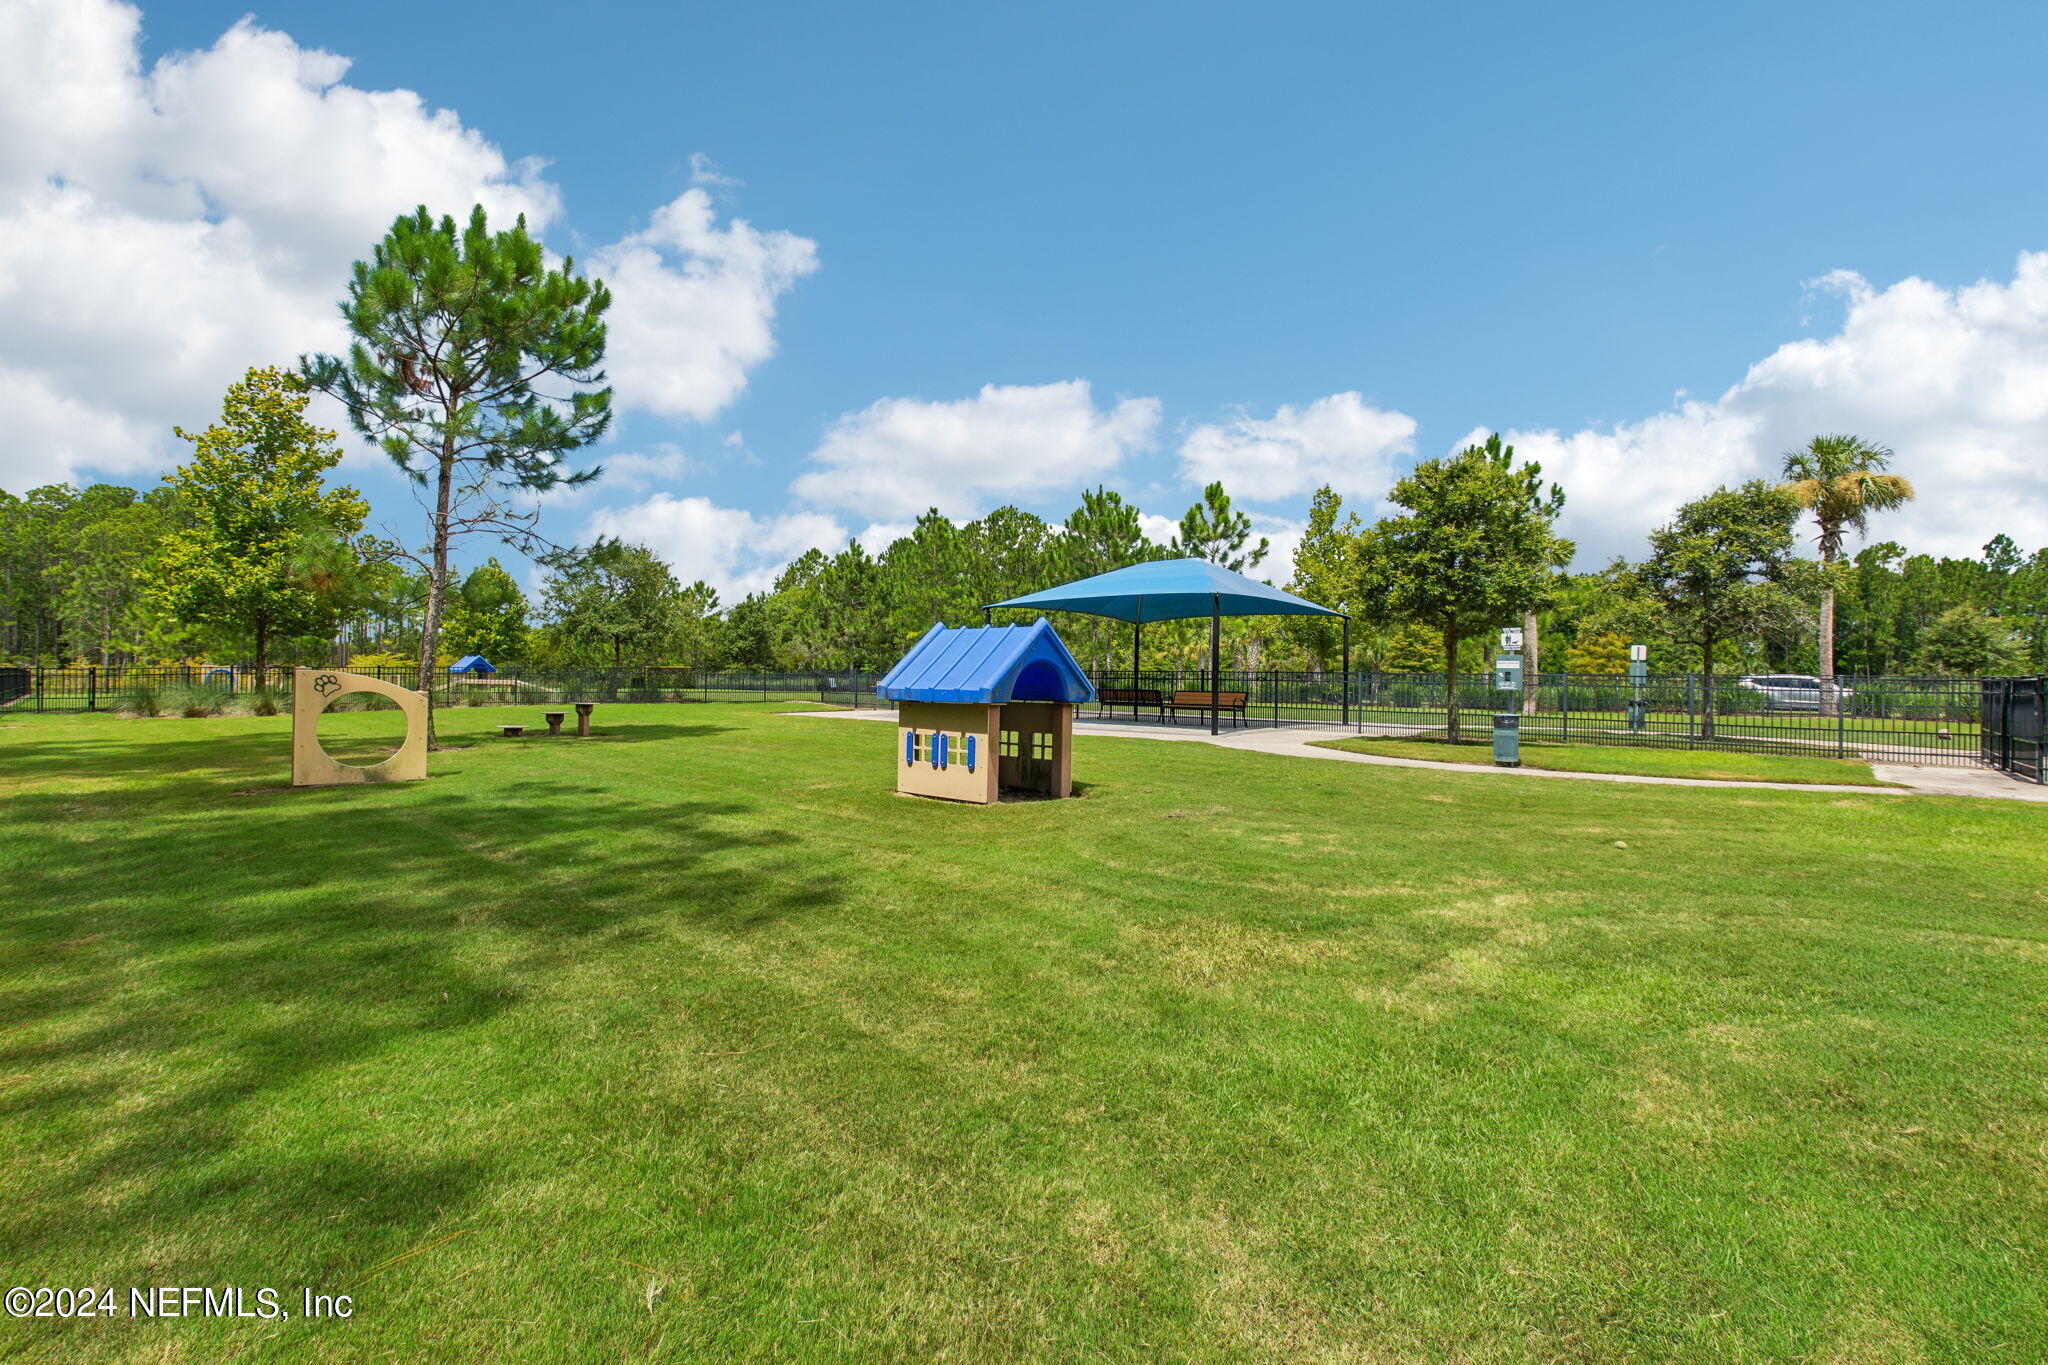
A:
<box><xmin>965</xmin><ymin>734</ymin><xmax>977</xmax><ymax>772</ymax></box>
<box><xmin>935</xmin><ymin>732</ymin><xmax>948</xmax><ymax>768</ymax></box>
<box><xmin>904</xmin><ymin>730</ymin><xmax>915</xmax><ymax>766</ymax></box>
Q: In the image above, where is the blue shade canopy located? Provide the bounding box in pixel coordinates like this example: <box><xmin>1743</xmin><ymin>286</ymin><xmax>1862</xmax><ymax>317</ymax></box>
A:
<box><xmin>985</xmin><ymin>557</ymin><xmax>1343</xmax><ymax>624</ymax></box>
<box><xmin>876</xmin><ymin>617</ymin><xmax>1096</xmax><ymax>704</ymax></box>
<box><xmin>449</xmin><ymin>655</ymin><xmax>496</xmax><ymax>674</ymax></box>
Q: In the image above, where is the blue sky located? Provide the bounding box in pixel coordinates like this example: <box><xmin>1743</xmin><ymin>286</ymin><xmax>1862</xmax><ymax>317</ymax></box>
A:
<box><xmin>12</xmin><ymin>0</ymin><xmax>2048</xmax><ymax>596</ymax></box>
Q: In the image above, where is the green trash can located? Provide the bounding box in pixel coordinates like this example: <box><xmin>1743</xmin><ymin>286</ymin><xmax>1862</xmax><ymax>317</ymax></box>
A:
<box><xmin>1492</xmin><ymin>712</ymin><xmax>1520</xmax><ymax>767</ymax></box>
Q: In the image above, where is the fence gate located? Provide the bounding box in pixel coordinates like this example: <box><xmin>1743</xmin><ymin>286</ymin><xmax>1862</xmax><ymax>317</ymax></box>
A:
<box><xmin>1981</xmin><ymin>677</ymin><xmax>2046</xmax><ymax>783</ymax></box>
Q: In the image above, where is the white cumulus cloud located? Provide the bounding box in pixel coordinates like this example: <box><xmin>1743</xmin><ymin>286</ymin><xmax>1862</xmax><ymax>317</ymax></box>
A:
<box><xmin>0</xmin><ymin>0</ymin><xmax>809</xmax><ymax>494</ymax></box>
<box><xmin>1496</xmin><ymin>256</ymin><xmax>2048</xmax><ymax>564</ymax></box>
<box><xmin>792</xmin><ymin>380</ymin><xmax>1161</xmax><ymax>519</ymax></box>
<box><xmin>592</xmin><ymin>189</ymin><xmax>818</xmax><ymax>423</ymax></box>
<box><xmin>585</xmin><ymin>494</ymin><xmax>849</xmax><ymax>602</ymax></box>
<box><xmin>1178</xmin><ymin>392</ymin><xmax>1417</xmax><ymax>502</ymax></box>
<box><xmin>0</xmin><ymin>0</ymin><xmax>558</xmax><ymax>490</ymax></box>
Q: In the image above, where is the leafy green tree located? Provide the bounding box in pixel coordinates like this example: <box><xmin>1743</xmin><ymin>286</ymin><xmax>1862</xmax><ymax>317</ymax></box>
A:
<box><xmin>1382</xmin><ymin>621</ymin><xmax>1465</xmax><ymax>674</ymax></box>
<box><xmin>1172</xmin><ymin>481</ymin><xmax>1267</xmax><ymax>571</ymax></box>
<box><xmin>814</xmin><ymin>542</ymin><xmax>896</xmax><ymax>668</ymax></box>
<box><xmin>1055</xmin><ymin>487</ymin><xmax>1162</xmax><ymax>672</ymax></box>
<box><xmin>1911</xmin><ymin>605</ymin><xmax>2025</xmax><ymax>675</ymax></box>
<box><xmin>1779</xmin><ymin>435</ymin><xmax>1914</xmax><ymax>711</ymax></box>
<box><xmin>1355</xmin><ymin>434</ymin><xmax>1566</xmax><ymax>741</ymax></box>
<box><xmin>1285</xmin><ymin>485</ymin><xmax>1359</xmax><ymax>669</ymax></box>
<box><xmin>959</xmin><ymin>507</ymin><xmax>1058</xmax><ymax>614</ymax></box>
<box><xmin>1563</xmin><ymin>631</ymin><xmax>1631</xmax><ymax>674</ymax></box>
<box><xmin>877</xmin><ymin>512</ymin><xmax>972</xmax><ymax>649</ymax></box>
<box><xmin>1639</xmin><ymin>481</ymin><xmax>1805</xmax><ymax>738</ymax></box>
<box><xmin>46</xmin><ymin>485</ymin><xmax>175</xmax><ymax>665</ymax></box>
<box><xmin>722</xmin><ymin>592</ymin><xmax>786</xmax><ymax>668</ymax></box>
<box><xmin>670</xmin><ymin>580</ymin><xmax>723</xmax><ymax>669</ymax></box>
<box><xmin>540</xmin><ymin>540</ymin><xmax>684</xmax><ymax>668</ymax></box>
<box><xmin>441</xmin><ymin>558</ymin><xmax>529</xmax><ymax>662</ymax></box>
<box><xmin>303</xmin><ymin>204</ymin><xmax>612</xmax><ymax>741</ymax></box>
<box><xmin>144</xmin><ymin>367</ymin><xmax>369</xmax><ymax>679</ymax></box>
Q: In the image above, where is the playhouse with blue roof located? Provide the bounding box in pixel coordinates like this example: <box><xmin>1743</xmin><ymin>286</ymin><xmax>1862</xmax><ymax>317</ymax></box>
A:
<box><xmin>874</xmin><ymin>617</ymin><xmax>1095</xmax><ymax>803</ymax></box>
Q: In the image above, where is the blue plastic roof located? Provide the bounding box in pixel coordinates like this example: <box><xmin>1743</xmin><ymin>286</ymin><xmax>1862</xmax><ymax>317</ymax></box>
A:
<box><xmin>449</xmin><ymin>655</ymin><xmax>496</xmax><ymax>674</ymax></box>
<box><xmin>875</xmin><ymin>617</ymin><xmax>1095</xmax><ymax>705</ymax></box>
<box><xmin>985</xmin><ymin>557</ymin><xmax>1343</xmax><ymax>623</ymax></box>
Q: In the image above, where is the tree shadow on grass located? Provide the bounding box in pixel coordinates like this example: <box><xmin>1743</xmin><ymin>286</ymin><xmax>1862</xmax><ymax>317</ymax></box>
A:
<box><xmin>0</xmin><ymin>716</ymin><xmax>743</xmax><ymax>782</ymax></box>
<box><xmin>0</xmin><ymin>771</ymin><xmax>845</xmax><ymax>1304</ymax></box>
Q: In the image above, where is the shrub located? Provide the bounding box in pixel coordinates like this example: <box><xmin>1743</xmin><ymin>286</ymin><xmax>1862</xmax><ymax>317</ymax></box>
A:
<box><xmin>326</xmin><ymin>691</ymin><xmax>399</xmax><ymax>712</ymax></box>
<box><xmin>113</xmin><ymin>681</ymin><xmax>164</xmax><ymax>717</ymax></box>
<box><xmin>225</xmin><ymin>689</ymin><xmax>283</xmax><ymax>717</ymax></box>
<box><xmin>158</xmin><ymin>683</ymin><xmax>229</xmax><ymax>718</ymax></box>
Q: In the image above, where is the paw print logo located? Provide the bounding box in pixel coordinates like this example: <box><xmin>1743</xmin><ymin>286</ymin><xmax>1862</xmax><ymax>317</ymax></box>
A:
<box><xmin>313</xmin><ymin>673</ymin><xmax>341</xmax><ymax>698</ymax></box>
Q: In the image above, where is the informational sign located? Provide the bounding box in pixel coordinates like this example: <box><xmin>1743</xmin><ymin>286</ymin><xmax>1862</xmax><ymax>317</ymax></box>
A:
<box><xmin>1494</xmin><ymin>654</ymin><xmax>1523</xmax><ymax>691</ymax></box>
<box><xmin>1499</xmin><ymin>627</ymin><xmax>1524</xmax><ymax>652</ymax></box>
<box><xmin>1628</xmin><ymin>643</ymin><xmax>1648</xmax><ymax>662</ymax></box>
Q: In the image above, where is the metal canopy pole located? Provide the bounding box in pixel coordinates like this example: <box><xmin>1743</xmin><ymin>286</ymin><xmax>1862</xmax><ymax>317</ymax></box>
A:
<box><xmin>1341</xmin><ymin>616</ymin><xmax>1351</xmax><ymax>728</ymax></box>
<box><xmin>1210</xmin><ymin>595</ymin><xmax>1221</xmax><ymax>736</ymax></box>
<box><xmin>1132</xmin><ymin>597</ymin><xmax>1143</xmax><ymax>721</ymax></box>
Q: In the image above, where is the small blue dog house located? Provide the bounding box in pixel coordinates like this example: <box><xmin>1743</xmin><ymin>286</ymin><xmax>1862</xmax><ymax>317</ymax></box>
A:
<box><xmin>449</xmin><ymin>655</ymin><xmax>496</xmax><ymax>675</ymax></box>
<box><xmin>875</xmin><ymin>617</ymin><xmax>1095</xmax><ymax>803</ymax></box>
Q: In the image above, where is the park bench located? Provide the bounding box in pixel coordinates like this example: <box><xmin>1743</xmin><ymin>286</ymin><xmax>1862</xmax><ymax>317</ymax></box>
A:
<box><xmin>1165</xmin><ymin>690</ymin><xmax>1249</xmax><ymax>727</ymax></box>
<box><xmin>1097</xmin><ymin>687</ymin><xmax>1166</xmax><ymax>719</ymax></box>
<box><xmin>500</xmin><ymin>724</ymin><xmax>526</xmax><ymax>737</ymax></box>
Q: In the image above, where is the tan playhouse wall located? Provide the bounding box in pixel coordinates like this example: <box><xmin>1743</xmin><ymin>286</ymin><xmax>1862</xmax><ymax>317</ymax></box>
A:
<box><xmin>292</xmin><ymin>668</ymin><xmax>428</xmax><ymax>787</ymax></box>
<box><xmin>897</xmin><ymin>701</ymin><xmax>1000</xmax><ymax>804</ymax></box>
<box><xmin>995</xmin><ymin>701</ymin><xmax>1074</xmax><ymax>797</ymax></box>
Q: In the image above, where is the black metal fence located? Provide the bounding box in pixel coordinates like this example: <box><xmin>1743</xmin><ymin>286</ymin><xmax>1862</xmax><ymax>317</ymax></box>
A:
<box><xmin>0</xmin><ymin>664</ymin><xmax>875</xmax><ymax>713</ymax></box>
<box><xmin>1065</xmin><ymin>669</ymin><xmax>1985</xmax><ymax>767</ymax></box>
<box><xmin>1981</xmin><ymin>677</ymin><xmax>2046</xmax><ymax>783</ymax></box>
<box><xmin>2</xmin><ymin>662</ymin><xmax>2002</xmax><ymax>770</ymax></box>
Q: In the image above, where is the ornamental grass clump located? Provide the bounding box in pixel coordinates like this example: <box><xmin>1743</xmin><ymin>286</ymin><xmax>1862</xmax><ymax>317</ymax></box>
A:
<box><xmin>113</xmin><ymin>681</ymin><xmax>164</xmax><ymax>717</ymax></box>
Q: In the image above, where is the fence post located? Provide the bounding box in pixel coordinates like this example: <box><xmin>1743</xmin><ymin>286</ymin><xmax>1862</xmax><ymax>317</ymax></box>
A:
<box><xmin>87</xmin><ymin>665</ymin><xmax>97</xmax><ymax>711</ymax></box>
<box><xmin>1836</xmin><ymin>682</ymin><xmax>1846</xmax><ymax>760</ymax></box>
<box><xmin>1561</xmin><ymin>673</ymin><xmax>1569</xmax><ymax>745</ymax></box>
<box><xmin>1686</xmin><ymin>675</ymin><xmax>1696</xmax><ymax>748</ymax></box>
<box><xmin>35</xmin><ymin>664</ymin><xmax>43</xmax><ymax>713</ymax></box>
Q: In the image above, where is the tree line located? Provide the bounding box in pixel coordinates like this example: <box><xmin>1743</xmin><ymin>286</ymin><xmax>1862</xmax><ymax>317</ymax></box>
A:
<box><xmin>5</xmin><ymin>202</ymin><xmax>2044</xmax><ymax>735</ymax></box>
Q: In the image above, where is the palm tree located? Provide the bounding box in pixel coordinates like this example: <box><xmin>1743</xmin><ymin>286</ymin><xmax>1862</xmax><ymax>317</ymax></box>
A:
<box><xmin>1779</xmin><ymin>435</ymin><xmax>1914</xmax><ymax>711</ymax></box>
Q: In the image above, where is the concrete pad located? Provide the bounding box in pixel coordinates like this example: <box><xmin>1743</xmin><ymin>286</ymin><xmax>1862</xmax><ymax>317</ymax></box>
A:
<box><xmin>1870</xmin><ymin>763</ymin><xmax>2048</xmax><ymax>802</ymax></box>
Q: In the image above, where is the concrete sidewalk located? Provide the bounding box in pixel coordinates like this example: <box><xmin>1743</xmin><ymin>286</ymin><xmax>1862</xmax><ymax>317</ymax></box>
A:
<box><xmin>787</xmin><ymin>707</ymin><xmax>2048</xmax><ymax>802</ymax></box>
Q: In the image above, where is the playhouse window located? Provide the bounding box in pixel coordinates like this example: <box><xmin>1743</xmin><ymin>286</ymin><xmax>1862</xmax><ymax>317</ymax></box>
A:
<box><xmin>999</xmin><ymin>730</ymin><xmax>1019</xmax><ymax>757</ymax></box>
<box><xmin>1031</xmin><ymin>732</ymin><xmax>1053</xmax><ymax>760</ymax></box>
<box><xmin>908</xmin><ymin>731</ymin><xmax>924</xmax><ymax>762</ymax></box>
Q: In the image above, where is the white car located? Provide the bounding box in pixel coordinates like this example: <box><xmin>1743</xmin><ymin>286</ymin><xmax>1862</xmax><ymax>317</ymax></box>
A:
<box><xmin>1734</xmin><ymin>674</ymin><xmax>1853</xmax><ymax>711</ymax></box>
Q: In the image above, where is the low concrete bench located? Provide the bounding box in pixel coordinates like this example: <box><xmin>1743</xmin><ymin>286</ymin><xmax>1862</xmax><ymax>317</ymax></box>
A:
<box><xmin>500</xmin><ymin>724</ymin><xmax>526</xmax><ymax>737</ymax></box>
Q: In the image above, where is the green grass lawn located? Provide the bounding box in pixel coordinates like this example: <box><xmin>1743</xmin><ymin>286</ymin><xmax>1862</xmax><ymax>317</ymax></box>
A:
<box><xmin>1309</xmin><ymin>735</ymin><xmax>1907</xmax><ymax>786</ymax></box>
<box><xmin>3</xmin><ymin>704</ymin><xmax>2044</xmax><ymax>1363</ymax></box>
